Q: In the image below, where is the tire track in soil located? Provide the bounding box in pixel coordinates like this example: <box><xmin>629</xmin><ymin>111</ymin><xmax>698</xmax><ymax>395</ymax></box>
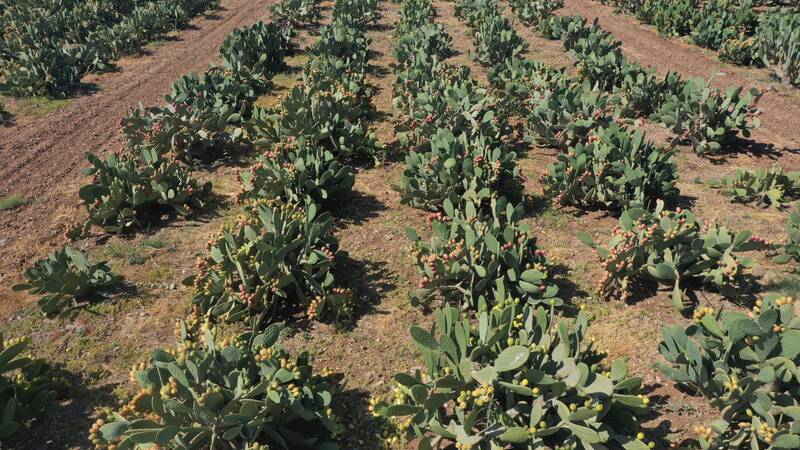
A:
<box><xmin>560</xmin><ymin>0</ymin><xmax>800</xmax><ymax>157</ymax></box>
<box><xmin>0</xmin><ymin>0</ymin><xmax>279</xmax><ymax>316</ymax></box>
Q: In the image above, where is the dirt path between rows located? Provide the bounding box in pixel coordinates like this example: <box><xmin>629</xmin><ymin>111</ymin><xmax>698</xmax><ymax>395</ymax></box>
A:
<box><xmin>0</xmin><ymin>0</ymin><xmax>278</xmax><ymax>311</ymax></box>
<box><xmin>560</xmin><ymin>0</ymin><xmax>800</xmax><ymax>158</ymax></box>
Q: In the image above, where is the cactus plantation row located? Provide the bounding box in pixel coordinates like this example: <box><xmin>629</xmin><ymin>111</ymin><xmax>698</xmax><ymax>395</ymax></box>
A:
<box><xmin>4</xmin><ymin>0</ymin><xmax>800</xmax><ymax>448</ymax></box>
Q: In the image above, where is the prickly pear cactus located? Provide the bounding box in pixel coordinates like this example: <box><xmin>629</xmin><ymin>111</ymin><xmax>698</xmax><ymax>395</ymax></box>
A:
<box><xmin>396</xmin><ymin>128</ymin><xmax>519</xmax><ymax>212</ymax></box>
<box><xmin>657</xmin><ymin>294</ymin><xmax>800</xmax><ymax>449</ymax></box>
<box><xmin>580</xmin><ymin>201</ymin><xmax>766</xmax><ymax>310</ymax></box>
<box><xmin>13</xmin><ymin>246</ymin><xmax>121</xmax><ymax>317</ymax></box>
<box><xmin>89</xmin><ymin>317</ymin><xmax>341</xmax><ymax>449</ymax></box>
<box><xmin>407</xmin><ymin>197</ymin><xmax>561</xmax><ymax>310</ymax></box>
<box><xmin>371</xmin><ymin>303</ymin><xmax>652</xmax><ymax>449</ymax></box>
<box><xmin>73</xmin><ymin>148</ymin><xmax>210</xmax><ymax>237</ymax></box>
<box><xmin>0</xmin><ymin>335</ymin><xmax>63</xmax><ymax>441</ymax></box>
<box><xmin>238</xmin><ymin>138</ymin><xmax>355</xmax><ymax>207</ymax></box>
<box><xmin>184</xmin><ymin>199</ymin><xmax>352</xmax><ymax>324</ymax></box>
<box><xmin>541</xmin><ymin>123</ymin><xmax>678</xmax><ymax>211</ymax></box>
<box><xmin>774</xmin><ymin>204</ymin><xmax>800</xmax><ymax>271</ymax></box>
<box><xmin>708</xmin><ymin>166</ymin><xmax>800</xmax><ymax>209</ymax></box>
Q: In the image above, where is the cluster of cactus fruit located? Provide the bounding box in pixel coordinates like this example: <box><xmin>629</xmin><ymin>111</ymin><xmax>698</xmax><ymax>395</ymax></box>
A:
<box><xmin>708</xmin><ymin>166</ymin><xmax>800</xmax><ymax>209</ymax></box>
<box><xmin>371</xmin><ymin>303</ymin><xmax>653</xmax><ymax>449</ymax></box>
<box><xmin>13</xmin><ymin>246</ymin><xmax>120</xmax><ymax>317</ymax></box>
<box><xmin>89</xmin><ymin>317</ymin><xmax>341</xmax><ymax>449</ymax></box>
<box><xmin>0</xmin><ymin>335</ymin><xmax>63</xmax><ymax>440</ymax></box>
<box><xmin>407</xmin><ymin>198</ymin><xmax>561</xmax><ymax>310</ymax></box>
<box><xmin>580</xmin><ymin>201</ymin><xmax>767</xmax><ymax>310</ymax></box>
<box><xmin>541</xmin><ymin>123</ymin><xmax>678</xmax><ymax>212</ymax></box>
<box><xmin>183</xmin><ymin>199</ymin><xmax>353</xmax><ymax>324</ymax></box>
<box><xmin>238</xmin><ymin>138</ymin><xmax>355</xmax><ymax>207</ymax></box>
<box><xmin>657</xmin><ymin>294</ymin><xmax>800</xmax><ymax>448</ymax></box>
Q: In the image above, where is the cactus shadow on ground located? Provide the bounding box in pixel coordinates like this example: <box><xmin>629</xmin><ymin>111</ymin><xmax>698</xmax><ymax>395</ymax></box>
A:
<box><xmin>330</xmin><ymin>190</ymin><xmax>388</xmax><ymax>227</ymax></box>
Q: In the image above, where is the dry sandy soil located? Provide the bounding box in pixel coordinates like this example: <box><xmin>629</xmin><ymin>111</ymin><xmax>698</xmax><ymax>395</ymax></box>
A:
<box><xmin>2</xmin><ymin>0</ymin><xmax>800</xmax><ymax>448</ymax></box>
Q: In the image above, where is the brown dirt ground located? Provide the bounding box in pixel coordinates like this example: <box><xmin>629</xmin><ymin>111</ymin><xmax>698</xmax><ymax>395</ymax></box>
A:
<box><xmin>2</xmin><ymin>0</ymin><xmax>800</xmax><ymax>449</ymax></box>
<box><xmin>0</xmin><ymin>0</ymin><xmax>299</xmax><ymax>318</ymax></box>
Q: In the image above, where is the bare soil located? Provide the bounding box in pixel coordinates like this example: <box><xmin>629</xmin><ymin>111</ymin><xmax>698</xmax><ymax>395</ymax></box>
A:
<box><xmin>0</xmin><ymin>0</ymin><xmax>284</xmax><ymax>317</ymax></box>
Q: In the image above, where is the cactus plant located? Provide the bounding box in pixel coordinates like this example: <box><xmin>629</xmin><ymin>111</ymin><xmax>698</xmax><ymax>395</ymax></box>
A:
<box><xmin>708</xmin><ymin>166</ymin><xmax>800</xmax><ymax>209</ymax></box>
<box><xmin>73</xmin><ymin>149</ymin><xmax>210</xmax><ymax>237</ymax></box>
<box><xmin>270</xmin><ymin>0</ymin><xmax>322</xmax><ymax>28</ymax></box>
<box><xmin>757</xmin><ymin>8</ymin><xmax>800</xmax><ymax>86</ymax></box>
<box><xmin>238</xmin><ymin>138</ymin><xmax>355</xmax><ymax>207</ymax></box>
<box><xmin>580</xmin><ymin>201</ymin><xmax>766</xmax><ymax>310</ymax></box>
<box><xmin>184</xmin><ymin>199</ymin><xmax>352</xmax><ymax>324</ymax></box>
<box><xmin>121</xmin><ymin>70</ymin><xmax>251</xmax><ymax>162</ymax></box>
<box><xmin>393</xmin><ymin>59</ymin><xmax>501</xmax><ymax>148</ymax></box>
<box><xmin>657</xmin><ymin>294</ymin><xmax>800</xmax><ymax>448</ymax></box>
<box><xmin>652</xmin><ymin>78</ymin><xmax>761</xmax><ymax>155</ymax></box>
<box><xmin>371</xmin><ymin>303</ymin><xmax>652</xmax><ymax>449</ymax></box>
<box><xmin>90</xmin><ymin>318</ymin><xmax>341</xmax><ymax>449</ymax></box>
<box><xmin>525</xmin><ymin>79</ymin><xmax>616</xmax><ymax>150</ymax></box>
<box><xmin>510</xmin><ymin>0</ymin><xmax>564</xmax><ymax>26</ymax></box>
<box><xmin>219</xmin><ymin>21</ymin><xmax>293</xmax><ymax>84</ymax></box>
<box><xmin>13</xmin><ymin>246</ymin><xmax>121</xmax><ymax>316</ymax></box>
<box><xmin>395</xmin><ymin>128</ymin><xmax>519</xmax><ymax>212</ymax></box>
<box><xmin>0</xmin><ymin>335</ymin><xmax>62</xmax><ymax>440</ymax></box>
<box><xmin>774</xmin><ymin>205</ymin><xmax>800</xmax><ymax>271</ymax></box>
<box><xmin>407</xmin><ymin>197</ymin><xmax>560</xmax><ymax>309</ymax></box>
<box><xmin>542</xmin><ymin>123</ymin><xmax>678</xmax><ymax>211</ymax></box>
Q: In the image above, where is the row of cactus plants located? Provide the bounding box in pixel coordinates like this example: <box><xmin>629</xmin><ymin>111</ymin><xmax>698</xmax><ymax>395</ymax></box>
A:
<box><xmin>0</xmin><ymin>0</ymin><xmax>221</xmax><ymax>98</ymax></box>
<box><xmin>8</xmin><ymin>0</ymin><xmax>368</xmax><ymax>446</ymax></box>
<box><xmin>598</xmin><ymin>0</ymin><xmax>800</xmax><ymax>86</ymax></box>
<box><xmin>88</xmin><ymin>1</ymin><xmax>384</xmax><ymax>448</ymax></box>
<box><xmin>525</xmin><ymin>7</ymin><xmax>763</xmax><ymax>156</ymax></box>
<box><xmin>376</xmin><ymin>3</ymin><xmax>658</xmax><ymax>447</ymax></box>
